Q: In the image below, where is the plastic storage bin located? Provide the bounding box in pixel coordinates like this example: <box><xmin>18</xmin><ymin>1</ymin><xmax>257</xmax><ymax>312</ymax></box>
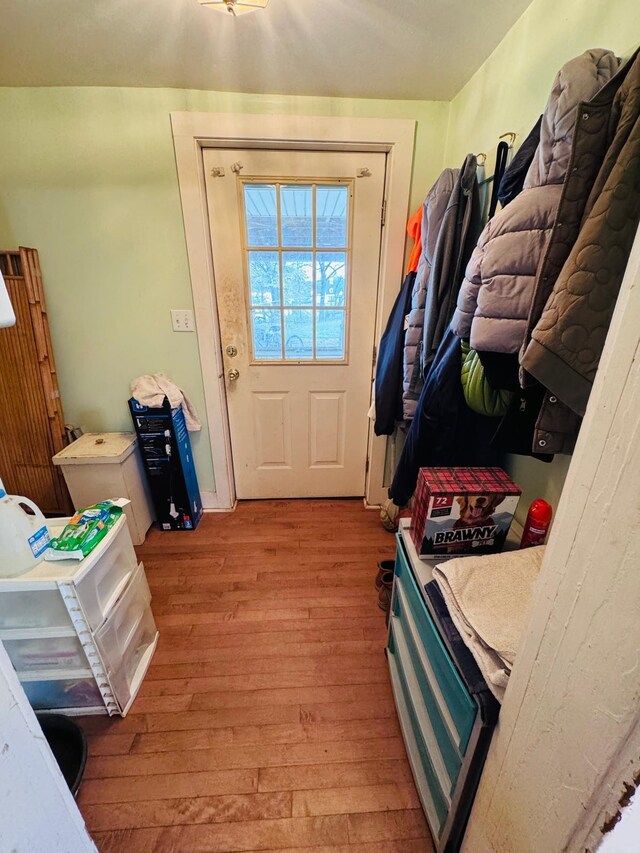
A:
<box><xmin>0</xmin><ymin>590</ymin><xmax>72</xmax><ymax>631</ymax></box>
<box><xmin>4</xmin><ymin>636</ymin><xmax>88</xmax><ymax>673</ymax></box>
<box><xmin>52</xmin><ymin>433</ymin><xmax>154</xmax><ymax>546</ymax></box>
<box><xmin>22</xmin><ymin>677</ymin><xmax>103</xmax><ymax>710</ymax></box>
<box><xmin>74</xmin><ymin>517</ymin><xmax>138</xmax><ymax>632</ymax></box>
<box><xmin>95</xmin><ymin>563</ymin><xmax>152</xmax><ymax>671</ymax></box>
<box><xmin>105</xmin><ymin>606</ymin><xmax>158</xmax><ymax>708</ymax></box>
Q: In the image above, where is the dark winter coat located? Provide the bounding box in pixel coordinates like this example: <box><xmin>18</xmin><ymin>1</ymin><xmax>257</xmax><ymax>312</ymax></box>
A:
<box><xmin>389</xmin><ymin>327</ymin><xmax>500</xmax><ymax>507</ymax></box>
<box><xmin>374</xmin><ymin>271</ymin><xmax>415</xmax><ymax>436</ymax></box>
<box><xmin>497</xmin><ymin>116</ymin><xmax>542</xmax><ymax>208</ymax></box>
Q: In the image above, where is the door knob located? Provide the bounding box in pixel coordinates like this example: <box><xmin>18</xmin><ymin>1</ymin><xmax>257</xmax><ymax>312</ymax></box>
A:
<box><xmin>227</xmin><ymin>368</ymin><xmax>240</xmax><ymax>381</ymax></box>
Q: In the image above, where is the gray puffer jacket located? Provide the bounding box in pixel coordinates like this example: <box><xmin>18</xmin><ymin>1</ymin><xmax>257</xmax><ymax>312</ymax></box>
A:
<box><xmin>402</xmin><ymin>170</ymin><xmax>457</xmax><ymax>420</ymax></box>
<box><xmin>451</xmin><ymin>49</ymin><xmax>619</xmax><ymax>354</ymax></box>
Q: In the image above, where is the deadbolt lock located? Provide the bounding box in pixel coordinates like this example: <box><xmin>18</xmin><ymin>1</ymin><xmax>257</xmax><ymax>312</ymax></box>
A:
<box><xmin>225</xmin><ymin>345</ymin><xmax>238</xmax><ymax>357</ymax></box>
<box><xmin>227</xmin><ymin>368</ymin><xmax>240</xmax><ymax>381</ymax></box>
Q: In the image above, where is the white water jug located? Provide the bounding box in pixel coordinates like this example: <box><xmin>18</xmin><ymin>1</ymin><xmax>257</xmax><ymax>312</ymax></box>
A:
<box><xmin>0</xmin><ymin>479</ymin><xmax>50</xmax><ymax>578</ymax></box>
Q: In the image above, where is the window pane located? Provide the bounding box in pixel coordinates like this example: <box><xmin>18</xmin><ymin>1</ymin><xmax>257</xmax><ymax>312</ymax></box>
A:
<box><xmin>284</xmin><ymin>309</ymin><xmax>313</xmax><ymax>359</ymax></box>
<box><xmin>248</xmin><ymin>251</ymin><xmax>280</xmax><ymax>306</ymax></box>
<box><xmin>251</xmin><ymin>309</ymin><xmax>282</xmax><ymax>359</ymax></box>
<box><xmin>281</xmin><ymin>185</ymin><xmax>312</xmax><ymax>247</ymax></box>
<box><xmin>244</xmin><ymin>185</ymin><xmax>277</xmax><ymax>247</ymax></box>
<box><xmin>316</xmin><ymin>311</ymin><xmax>345</xmax><ymax>359</ymax></box>
<box><xmin>282</xmin><ymin>252</ymin><xmax>313</xmax><ymax>306</ymax></box>
<box><xmin>315</xmin><ymin>252</ymin><xmax>347</xmax><ymax>306</ymax></box>
<box><xmin>316</xmin><ymin>186</ymin><xmax>348</xmax><ymax>248</ymax></box>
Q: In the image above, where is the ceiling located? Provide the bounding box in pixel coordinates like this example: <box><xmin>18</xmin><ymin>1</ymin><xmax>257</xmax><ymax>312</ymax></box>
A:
<box><xmin>0</xmin><ymin>0</ymin><xmax>535</xmax><ymax>100</ymax></box>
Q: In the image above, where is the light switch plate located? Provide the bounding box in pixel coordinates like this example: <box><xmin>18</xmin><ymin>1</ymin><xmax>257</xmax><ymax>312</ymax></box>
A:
<box><xmin>171</xmin><ymin>309</ymin><xmax>195</xmax><ymax>332</ymax></box>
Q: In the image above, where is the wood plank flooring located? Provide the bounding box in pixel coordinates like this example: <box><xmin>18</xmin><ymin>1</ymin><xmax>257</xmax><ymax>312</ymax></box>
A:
<box><xmin>78</xmin><ymin>500</ymin><xmax>433</xmax><ymax>852</ymax></box>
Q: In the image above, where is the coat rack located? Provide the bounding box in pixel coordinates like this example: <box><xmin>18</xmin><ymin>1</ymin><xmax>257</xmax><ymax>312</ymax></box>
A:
<box><xmin>477</xmin><ymin>132</ymin><xmax>517</xmax><ymax>187</ymax></box>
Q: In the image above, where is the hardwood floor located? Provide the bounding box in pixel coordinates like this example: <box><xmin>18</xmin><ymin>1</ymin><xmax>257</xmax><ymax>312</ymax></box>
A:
<box><xmin>78</xmin><ymin>499</ymin><xmax>433</xmax><ymax>852</ymax></box>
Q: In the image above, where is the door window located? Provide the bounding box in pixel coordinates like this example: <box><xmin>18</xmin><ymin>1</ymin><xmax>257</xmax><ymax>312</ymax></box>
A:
<box><xmin>241</xmin><ymin>182</ymin><xmax>351</xmax><ymax>362</ymax></box>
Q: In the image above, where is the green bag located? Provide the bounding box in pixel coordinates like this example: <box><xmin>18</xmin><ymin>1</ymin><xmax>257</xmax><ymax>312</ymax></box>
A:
<box><xmin>460</xmin><ymin>341</ymin><xmax>514</xmax><ymax>418</ymax></box>
<box><xmin>45</xmin><ymin>501</ymin><xmax>123</xmax><ymax>561</ymax></box>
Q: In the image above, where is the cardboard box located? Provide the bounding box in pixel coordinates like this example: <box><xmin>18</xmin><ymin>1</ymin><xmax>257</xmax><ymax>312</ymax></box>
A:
<box><xmin>411</xmin><ymin>467</ymin><xmax>521</xmax><ymax>558</ymax></box>
<box><xmin>128</xmin><ymin>398</ymin><xmax>203</xmax><ymax>531</ymax></box>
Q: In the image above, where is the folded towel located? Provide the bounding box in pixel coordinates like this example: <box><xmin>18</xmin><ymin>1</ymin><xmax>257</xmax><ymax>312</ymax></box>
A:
<box><xmin>433</xmin><ymin>546</ymin><xmax>544</xmax><ymax>702</ymax></box>
<box><xmin>131</xmin><ymin>373</ymin><xmax>201</xmax><ymax>432</ymax></box>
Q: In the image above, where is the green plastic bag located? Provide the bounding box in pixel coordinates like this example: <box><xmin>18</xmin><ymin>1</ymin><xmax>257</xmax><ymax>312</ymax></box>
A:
<box><xmin>45</xmin><ymin>501</ymin><xmax>123</xmax><ymax>562</ymax></box>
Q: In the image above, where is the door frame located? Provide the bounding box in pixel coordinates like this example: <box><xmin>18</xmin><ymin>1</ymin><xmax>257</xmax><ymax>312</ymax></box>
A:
<box><xmin>171</xmin><ymin>112</ymin><xmax>415</xmax><ymax>509</ymax></box>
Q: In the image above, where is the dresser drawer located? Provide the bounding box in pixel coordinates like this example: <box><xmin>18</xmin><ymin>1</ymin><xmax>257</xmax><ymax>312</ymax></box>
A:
<box><xmin>392</xmin><ymin>584</ymin><xmax>463</xmax><ymax>789</ymax></box>
<box><xmin>22</xmin><ymin>676</ymin><xmax>103</xmax><ymax>710</ymax></box>
<box><xmin>107</xmin><ymin>604</ymin><xmax>158</xmax><ymax>709</ymax></box>
<box><xmin>95</xmin><ymin>563</ymin><xmax>151</xmax><ymax>675</ymax></box>
<box><xmin>0</xmin><ymin>590</ymin><xmax>72</xmax><ymax>631</ymax></box>
<box><xmin>75</xmin><ymin>516</ymin><xmax>138</xmax><ymax>632</ymax></box>
<box><xmin>4</xmin><ymin>635</ymin><xmax>88</xmax><ymax>673</ymax></box>
<box><xmin>394</xmin><ymin>535</ymin><xmax>476</xmax><ymax>752</ymax></box>
<box><xmin>388</xmin><ymin>626</ymin><xmax>448</xmax><ymax>838</ymax></box>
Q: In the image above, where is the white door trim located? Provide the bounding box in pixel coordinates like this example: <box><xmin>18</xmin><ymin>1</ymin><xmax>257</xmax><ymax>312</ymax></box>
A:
<box><xmin>171</xmin><ymin>112</ymin><xmax>415</xmax><ymax>509</ymax></box>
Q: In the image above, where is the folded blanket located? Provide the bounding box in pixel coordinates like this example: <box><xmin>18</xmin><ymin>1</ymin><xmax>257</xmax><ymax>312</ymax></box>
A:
<box><xmin>131</xmin><ymin>373</ymin><xmax>201</xmax><ymax>432</ymax></box>
<box><xmin>433</xmin><ymin>546</ymin><xmax>544</xmax><ymax>702</ymax></box>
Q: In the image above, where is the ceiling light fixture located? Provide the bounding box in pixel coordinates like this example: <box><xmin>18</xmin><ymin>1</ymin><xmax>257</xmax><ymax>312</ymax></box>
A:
<box><xmin>198</xmin><ymin>0</ymin><xmax>269</xmax><ymax>16</ymax></box>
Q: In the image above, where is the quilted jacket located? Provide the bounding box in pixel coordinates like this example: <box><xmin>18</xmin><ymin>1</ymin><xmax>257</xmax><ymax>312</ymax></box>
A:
<box><xmin>402</xmin><ymin>170</ymin><xmax>456</xmax><ymax>420</ymax></box>
<box><xmin>522</xmin><ymin>48</ymin><xmax>640</xmax><ymax>419</ymax></box>
<box><xmin>451</xmin><ymin>49</ymin><xmax>619</xmax><ymax>355</ymax></box>
<box><xmin>402</xmin><ymin>155</ymin><xmax>481</xmax><ymax>420</ymax></box>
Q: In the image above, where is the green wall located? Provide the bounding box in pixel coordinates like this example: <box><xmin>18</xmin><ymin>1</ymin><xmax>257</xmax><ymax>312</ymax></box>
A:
<box><xmin>1</xmin><ymin>0</ymin><xmax>635</xmax><ymax>507</ymax></box>
<box><xmin>0</xmin><ymin>88</ymin><xmax>448</xmax><ymax>496</ymax></box>
<box><xmin>442</xmin><ymin>0</ymin><xmax>638</xmax><ymax>520</ymax></box>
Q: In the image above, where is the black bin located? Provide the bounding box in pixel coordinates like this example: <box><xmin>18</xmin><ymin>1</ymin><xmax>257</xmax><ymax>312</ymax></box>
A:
<box><xmin>36</xmin><ymin>713</ymin><xmax>88</xmax><ymax>798</ymax></box>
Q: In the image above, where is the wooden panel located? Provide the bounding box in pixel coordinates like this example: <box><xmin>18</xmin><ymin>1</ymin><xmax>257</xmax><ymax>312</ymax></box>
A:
<box><xmin>253</xmin><ymin>392</ymin><xmax>292</xmax><ymax>469</ymax></box>
<box><xmin>77</xmin><ymin>500</ymin><xmax>426</xmax><ymax>852</ymax></box>
<box><xmin>0</xmin><ymin>248</ymin><xmax>70</xmax><ymax>514</ymax></box>
<box><xmin>309</xmin><ymin>391</ymin><xmax>346</xmax><ymax>467</ymax></box>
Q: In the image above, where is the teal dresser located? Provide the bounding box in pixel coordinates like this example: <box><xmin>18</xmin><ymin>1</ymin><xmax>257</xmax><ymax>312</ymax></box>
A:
<box><xmin>387</xmin><ymin>520</ymin><xmax>499</xmax><ymax>852</ymax></box>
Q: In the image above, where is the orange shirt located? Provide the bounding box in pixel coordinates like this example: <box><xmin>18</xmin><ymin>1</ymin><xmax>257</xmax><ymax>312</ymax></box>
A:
<box><xmin>406</xmin><ymin>207</ymin><xmax>423</xmax><ymax>273</ymax></box>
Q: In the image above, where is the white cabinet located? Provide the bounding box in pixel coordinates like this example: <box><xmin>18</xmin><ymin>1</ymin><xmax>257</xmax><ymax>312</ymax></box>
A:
<box><xmin>0</xmin><ymin>514</ymin><xmax>158</xmax><ymax>716</ymax></box>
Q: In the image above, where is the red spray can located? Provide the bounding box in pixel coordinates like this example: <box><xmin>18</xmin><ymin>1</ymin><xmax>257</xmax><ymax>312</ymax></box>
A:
<box><xmin>520</xmin><ymin>499</ymin><xmax>552</xmax><ymax>548</ymax></box>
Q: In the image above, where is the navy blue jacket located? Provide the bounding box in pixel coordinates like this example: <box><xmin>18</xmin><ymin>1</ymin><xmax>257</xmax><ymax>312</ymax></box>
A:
<box><xmin>389</xmin><ymin>327</ymin><xmax>501</xmax><ymax>506</ymax></box>
<box><xmin>374</xmin><ymin>271</ymin><xmax>415</xmax><ymax>436</ymax></box>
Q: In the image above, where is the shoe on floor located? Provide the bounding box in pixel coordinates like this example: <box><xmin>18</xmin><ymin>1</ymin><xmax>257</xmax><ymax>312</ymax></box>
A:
<box><xmin>378</xmin><ymin>572</ymin><xmax>393</xmax><ymax>616</ymax></box>
<box><xmin>375</xmin><ymin>560</ymin><xmax>395</xmax><ymax>590</ymax></box>
<box><xmin>379</xmin><ymin>498</ymin><xmax>401</xmax><ymax>532</ymax></box>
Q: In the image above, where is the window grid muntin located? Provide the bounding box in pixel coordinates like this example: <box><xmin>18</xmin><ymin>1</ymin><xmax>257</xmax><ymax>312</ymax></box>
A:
<box><xmin>241</xmin><ymin>179</ymin><xmax>351</xmax><ymax>363</ymax></box>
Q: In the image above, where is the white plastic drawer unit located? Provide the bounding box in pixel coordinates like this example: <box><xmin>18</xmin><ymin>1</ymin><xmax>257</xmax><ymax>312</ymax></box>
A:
<box><xmin>0</xmin><ymin>508</ymin><xmax>159</xmax><ymax>716</ymax></box>
<box><xmin>3</xmin><ymin>635</ymin><xmax>88</xmax><ymax>673</ymax></box>
<box><xmin>74</xmin><ymin>516</ymin><xmax>138</xmax><ymax>632</ymax></box>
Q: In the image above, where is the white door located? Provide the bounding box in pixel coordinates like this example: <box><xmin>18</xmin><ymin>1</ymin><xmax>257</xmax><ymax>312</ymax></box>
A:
<box><xmin>204</xmin><ymin>148</ymin><xmax>386</xmax><ymax>499</ymax></box>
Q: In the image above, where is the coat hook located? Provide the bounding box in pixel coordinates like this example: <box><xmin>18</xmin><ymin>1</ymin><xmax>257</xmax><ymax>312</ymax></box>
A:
<box><xmin>230</xmin><ymin>162</ymin><xmax>244</xmax><ymax>174</ymax></box>
<box><xmin>499</xmin><ymin>132</ymin><xmax>517</xmax><ymax>146</ymax></box>
<box><xmin>356</xmin><ymin>167</ymin><xmax>372</xmax><ymax>178</ymax></box>
<box><xmin>477</xmin><ymin>153</ymin><xmax>487</xmax><ymax>166</ymax></box>
<box><xmin>210</xmin><ymin>166</ymin><xmax>225</xmax><ymax>177</ymax></box>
